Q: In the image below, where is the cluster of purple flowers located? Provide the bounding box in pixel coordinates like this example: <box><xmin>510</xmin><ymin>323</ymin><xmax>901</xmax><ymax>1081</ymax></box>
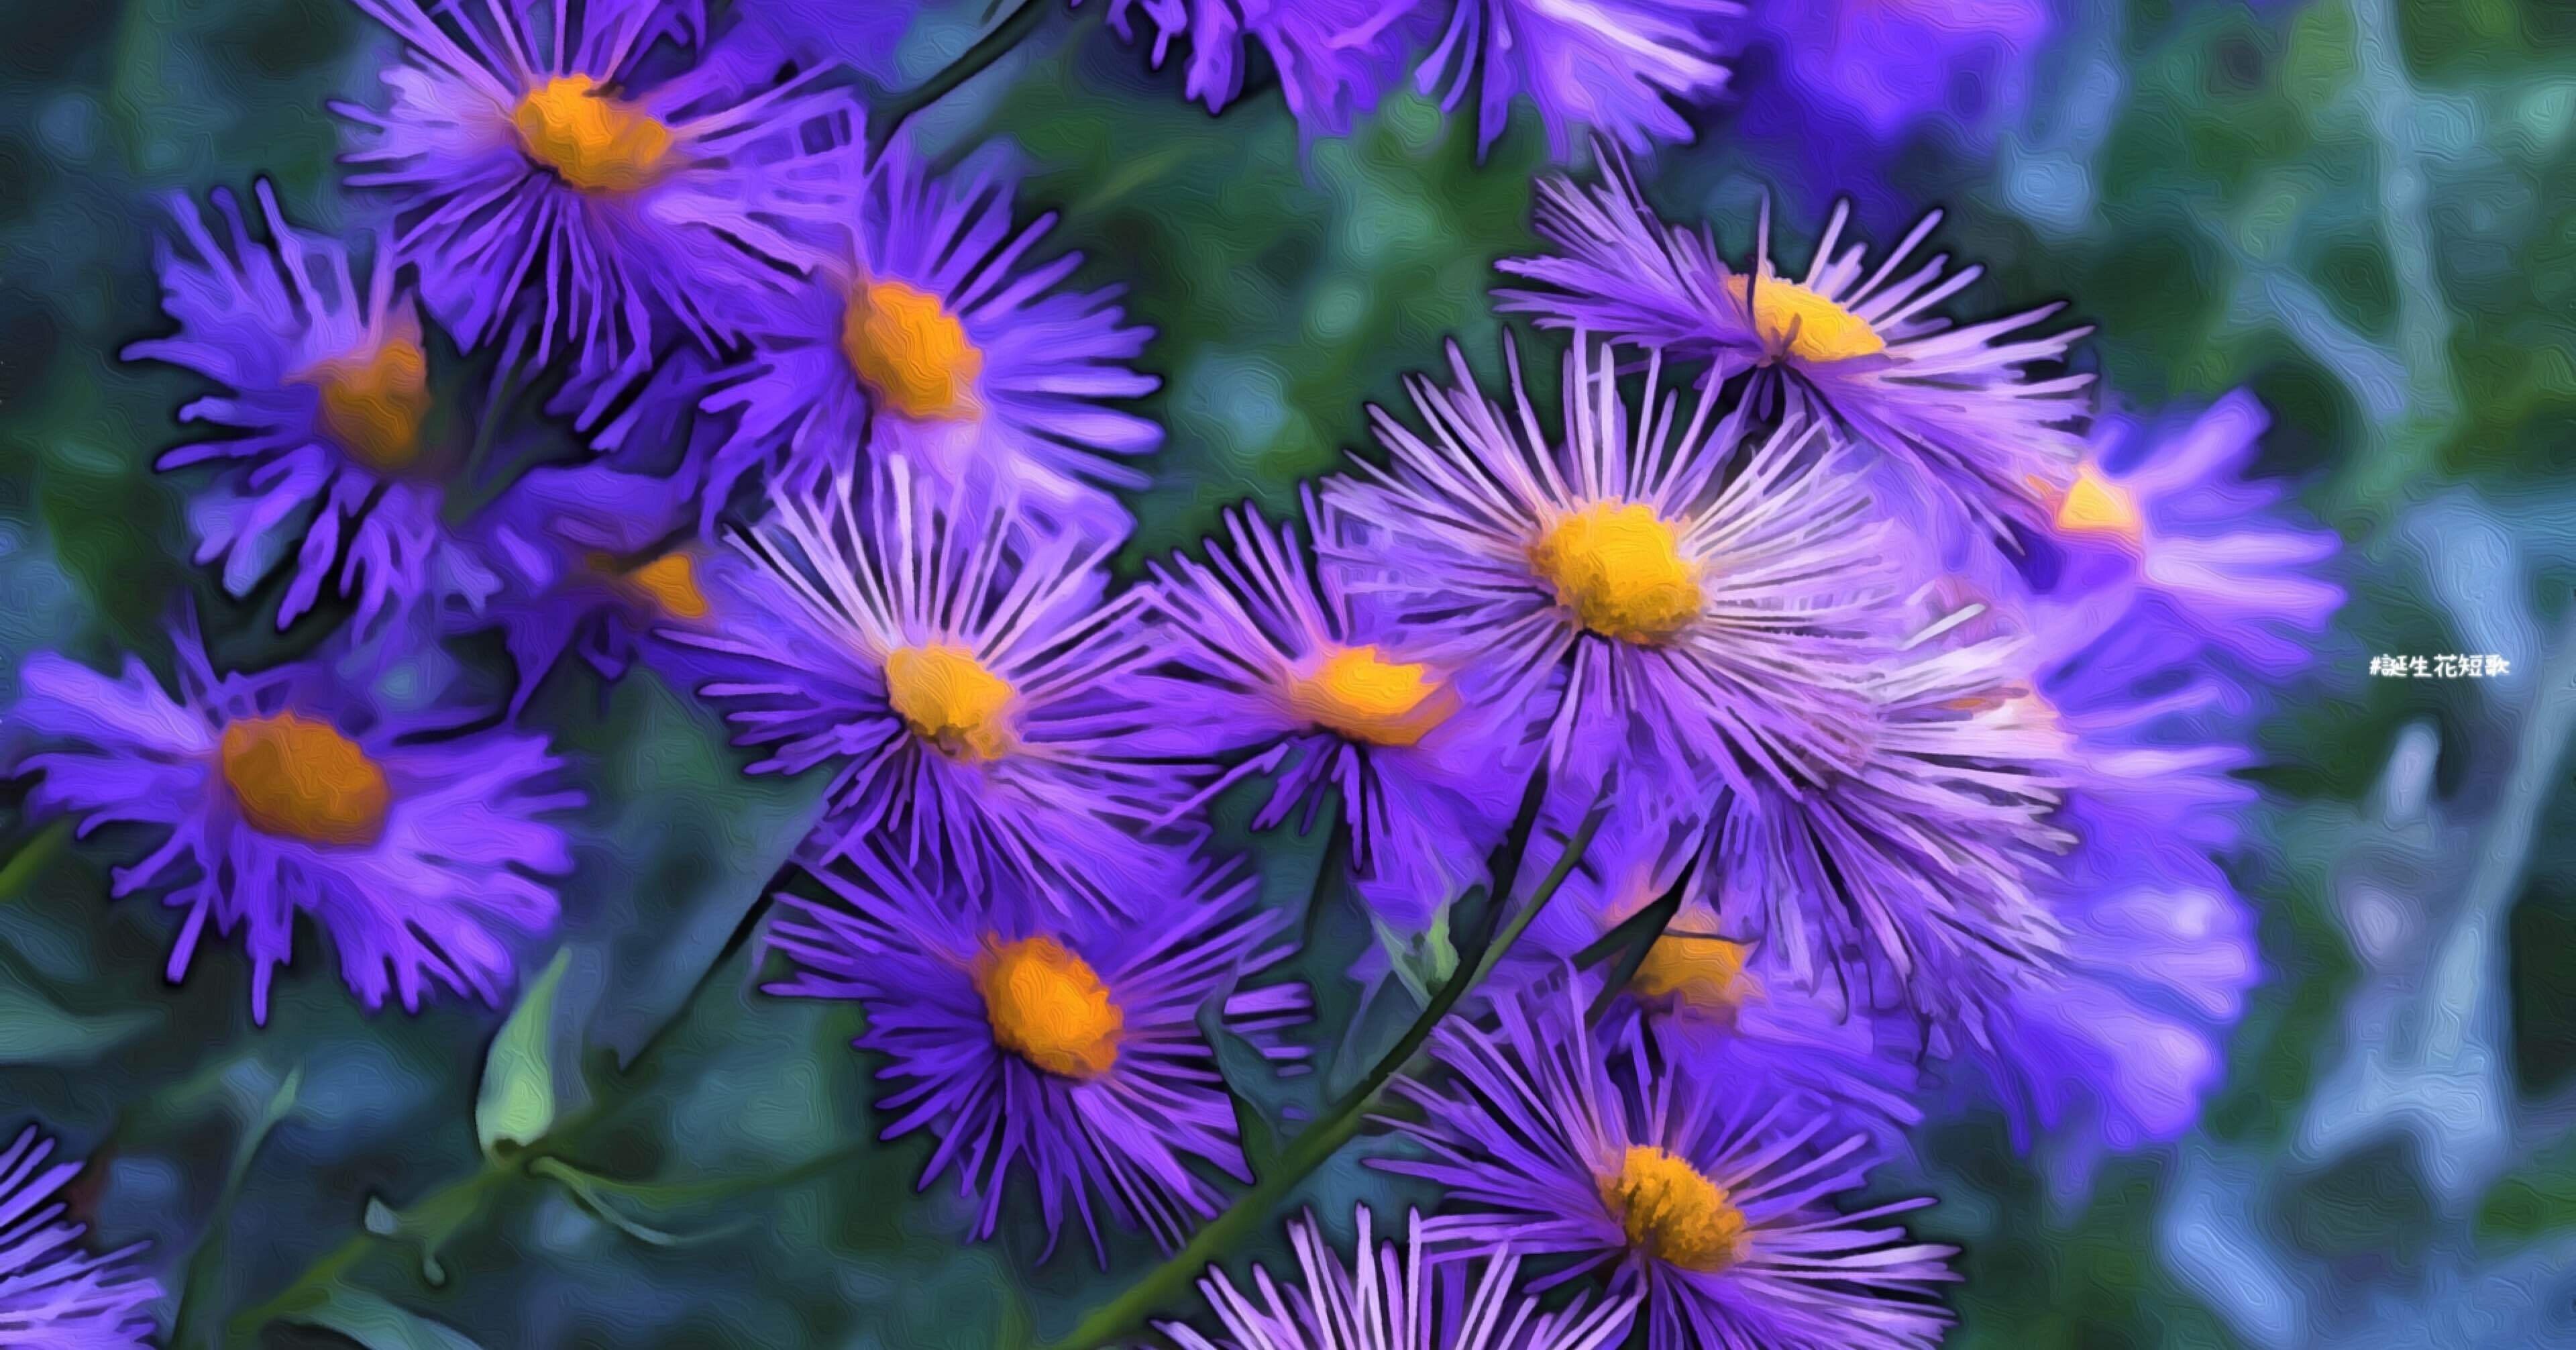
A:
<box><xmin>0</xmin><ymin>0</ymin><xmax>2345</xmax><ymax>1345</ymax></box>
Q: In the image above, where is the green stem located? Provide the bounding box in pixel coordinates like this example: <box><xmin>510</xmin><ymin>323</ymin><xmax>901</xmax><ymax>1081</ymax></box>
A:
<box><xmin>869</xmin><ymin>0</ymin><xmax>1056</xmax><ymax>154</ymax></box>
<box><xmin>0</xmin><ymin>819</ymin><xmax>72</xmax><ymax>904</ymax></box>
<box><xmin>1049</xmin><ymin>779</ymin><xmax>1612</xmax><ymax>1350</ymax></box>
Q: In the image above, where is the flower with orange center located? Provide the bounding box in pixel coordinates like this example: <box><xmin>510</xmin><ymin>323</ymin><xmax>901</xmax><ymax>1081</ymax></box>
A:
<box><xmin>1529</xmin><ymin>502</ymin><xmax>1704</xmax><ymax>645</ymax></box>
<box><xmin>1597</xmin><ymin>1145</ymin><xmax>1750</xmax><ymax>1273</ymax></box>
<box><xmin>885</xmin><ymin>643</ymin><xmax>1016</xmax><ymax>762</ymax></box>
<box><xmin>217</xmin><ymin>712</ymin><xmax>392</xmax><ymax>847</ymax></box>
<box><xmin>299</xmin><ymin>335</ymin><xmax>432</xmax><ymax>472</ymax></box>
<box><xmin>843</xmin><ymin>280</ymin><xmax>983</xmax><ymax>421</ymax></box>
<box><xmin>971</xmin><ymin>934</ymin><xmax>1125</xmax><ymax>1080</ymax></box>
<box><xmin>1282</xmin><ymin>645</ymin><xmax>1458</xmax><ymax>747</ymax></box>
<box><xmin>512</xmin><ymin>74</ymin><xmax>676</xmax><ymax>194</ymax></box>
<box><xmin>1722</xmin><ymin>274</ymin><xmax>1887</xmax><ymax>364</ymax></box>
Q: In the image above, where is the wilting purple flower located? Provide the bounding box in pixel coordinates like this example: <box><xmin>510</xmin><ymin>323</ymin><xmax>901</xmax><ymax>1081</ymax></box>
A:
<box><xmin>1324</xmin><ymin>340</ymin><xmax>1893</xmax><ymax>805</ymax></box>
<box><xmin>764</xmin><ymin>843</ymin><xmax>1304</xmax><ymax>1257</ymax></box>
<box><xmin>334</xmin><ymin>0</ymin><xmax>862</xmax><ymax>421</ymax></box>
<box><xmin>123</xmin><ymin>183</ymin><xmax>443</xmax><ymax>633</ymax></box>
<box><xmin>1750</xmin><ymin>0</ymin><xmax>2049</xmax><ymax>148</ymax></box>
<box><xmin>1497</xmin><ymin>156</ymin><xmax>2093</xmax><ymax>533</ymax></box>
<box><xmin>1378</xmin><ymin>988</ymin><xmax>1957</xmax><ymax>1350</ymax></box>
<box><xmin>666</xmin><ymin>459</ymin><xmax>1199</xmax><ymax>913</ymax></box>
<box><xmin>0</xmin><ymin>1127</ymin><xmax>162</xmax><ymax>1349</ymax></box>
<box><xmin>1158</xmin><ymin>1206</ymin><xmax>1640</xmax><ymax>1350</ymax></box>
<box><xmin>443</xmin><ymin>461</ymin><xmax>716</xmax><ymax>712</ymax></box>
<box><xmin>1408</xmin><ymin>0</ymin><xmax>1743</xmax><ymax>156</ymax></box>
<box><xmin>1097</xmin><ymin>0</ymin><xmax>1418</xmax><ymax>135</ymax></box>
<box><xmin>2031</xmin><ymin>391</ymin><xmax>2343</xmax><ymax>679</ymax></box>
<box><xmin>700</xmin><ymin>138</ymin><xmax>1157</xmax><ymax>541</ymax></box>
<box><xmin>1146</xmin><ymin>497</ymin><xmax>1529</xmax><ymax>927</ymax></box>
<box><xmin>5</xmin><ymin>629</ymin><xmax>580</xmax><ymax>1021</ymax></box>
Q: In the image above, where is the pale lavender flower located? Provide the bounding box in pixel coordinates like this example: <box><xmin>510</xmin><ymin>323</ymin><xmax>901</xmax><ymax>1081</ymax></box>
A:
<box><xmin>0</xmin><ymin>1127</ymin><xmax>162</xmax><ymax>1349</ymax></box>
<box><xmin>1097</xmin><ymin>0</ymin><xmax>1419</xmax><ymax>134</ymax></box>
<box><xmin>1409</xmin><ymin>0</ymin><xmax>1744</xmax><ymax>156</ymax></box>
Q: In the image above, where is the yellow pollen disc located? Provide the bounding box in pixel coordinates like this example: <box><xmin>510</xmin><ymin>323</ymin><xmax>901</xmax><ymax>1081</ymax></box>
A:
<box><xmin>301</xmin><ymin>336</ymin><xmax>431</xmax><ymax>472</ymax></box>
<box><xmin>1529</xmin><ymin>503</ymin><xmax>1703</xmax><ymax>645</ymax></box>
<box><xmin>591</xmin><ymin>551</ymin><xmax>710</xmax><ymax>620</ymax></box>
<box><xmin>1283</xmin><ymin>645</ymin><xmax>1456</xmax><ymax>747</ymax></box>
<box><xmin>1629</xmin><ymin>934</ymin><xmax>1752</xmax><ymax>1017</ymax></box>
<box><xmin>218</xmin><ymin>712</ymin><xmax>391</xmax><ymax>847</ymax></box>
<box><xmin>1723</xmin><ymin>274</ymin><xmax>1886</xmax><ymax>364</ymax></box>
<box><xmin>513</xmin><ymin>74</ymin><xmax>675</xmax><ymax>193</ymax></box>
<box><xmin>2053</xmin><ymin>465</ymin><xmax>2144</xmax><ymax>540</ymax></box>
<box><xmin>885</xmin><ymin>643</ymin><xmax>1016</xmax><ymax>762</ymax></box>
<box><xmin>842</xmin><ymin>280</ymin><xmax>983</xmax><ymax>421</ymax></box>
<box><xmin>1597</xmin><ymin>1145</ymin><xmax>1750</xmax><ymax>1274</ymax></box>
<box><xmin>973</xmin><ymin>935</ymin><xmax>1124</xmax><ymax>1080</ymax></box>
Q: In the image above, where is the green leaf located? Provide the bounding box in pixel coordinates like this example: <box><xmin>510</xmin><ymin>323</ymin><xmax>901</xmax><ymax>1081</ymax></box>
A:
<box><xmin>0</xmin><ymin>979</ymin><xmax>156</xmax><ymax>1066</ymax></box>
<box><xmin>289</xmin><ymin>1288</ymin><xmax>487</xmax><ymax>1350</ymax></box>
<box><xmin>475</xmin><ymin>948</ymin><xmax>572</xmax><ymax>1157</ymax></box>
<box><xmin>1193</xmin><ymin>992</ymin><xmax>1283</xmax><ymax>1180</ymax></box>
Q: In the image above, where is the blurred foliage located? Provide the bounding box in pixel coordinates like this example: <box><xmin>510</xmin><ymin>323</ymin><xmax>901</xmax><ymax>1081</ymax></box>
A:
<box><xmin>2</xmin><ymin>0</ymin><xmax>2575</xmax><ymax>1347</ymax></box>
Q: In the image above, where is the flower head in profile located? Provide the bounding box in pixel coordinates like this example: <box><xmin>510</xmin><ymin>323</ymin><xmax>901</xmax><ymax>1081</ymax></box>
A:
<box><xmin>666</xmin><ymin>459</ymin><xmax>1199</xmax><ymax>913</ymax></box>
<box><xmin>0</xmin><ymin>1127</ymin><xmax>162</xmax><ymax>1349</ymax></box>
<box><xmin>1324</xmin><ymin>340</ymin><xmax>1893</xmax><ymax>804</ymax></box>
<box><xmin>700</xmin><ymin>138</ymin><xmax>1156</xmax><ymax>541</ymax></box>
<box><xmin>1147</xmin><ymin>497</ymin><xmax>1529</xmax><ymax>927</ymax></box>
<box><xmin>1497</xmin><ymin>156</ymin><xmax>2093</xmax><ymax>534</ymax></box>
<box><xmin>765</xmin><ymin>843</ymin><xmax>1305</xmax><ymax>1258</ymax></box>
<box><xmin>1095</xmin><ymin>0</ymin><xmax>1417</xmax><ymax>136</ymax></box>
<box><xmin>5</xmin><ymin>628</ymin><xmax>580</xmax><ymax>1022</ymax></box>
<box><xmin>125</xmin><ymin>183</ymin><xmax>445</xmax><ymax>632</ymax></box>
<box><xmin>1378</xmin><ymin>989</ymin><xmax>1957</xmax><ymax>1350</ymax></box>
<box><xmin>1158</xmin><ymin>1206</ymin><xmax>1639</xmax><ymax>1350</ymax></box>
<box><xmin>1411</xmin><ymin>0</ymin><xmax>1743</xmax><ymax>156</ymax></box>
<box><xmin>335</xmin><ymin>0</ymin><xmax>861</xmax><ymax>421</ymax></box>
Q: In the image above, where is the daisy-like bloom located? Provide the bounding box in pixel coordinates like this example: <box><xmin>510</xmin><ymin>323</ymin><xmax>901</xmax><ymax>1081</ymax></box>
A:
<box><xmin>5</xmin><ymin>629</ymin><xmax>580</xmax><ymax>1022</ymax></box>
<box><xmin>699</xmin><ymin>138</ymin><xmax>1157</xmax><ymax>541</ymax></box>
<box><xmin>1323</xmin><ymin>340</ymin><xmax>1892</xmax><ymax>804</ymax></box>
<box><xmin>1157</xmin><ymin>1206</ymin><xmax>1639</xmax><ymax>1350</ymax></box>
<box><xmin>2031</xmin><ymin>391</ymin><xmax>2343</xmax><ymax>679</ymax></box>
<box><xmin>1407</xmin><ymin>0</ymin><xmax>1743</xmax><ymax>156</ymax></box>
<box><xmin>765</xmin><ymin>843</ymin><xmax>1305</xmax><ymax>1257</ymax></box>
<box><xmin>666</xmin><ymin>458</ymin><xmax>1196</xmax><ymax>913</ymax></box>
<box><xmin>1495</xmin><ymin>155</ymin><xmax>2094</xmax><ymax>533</ymax></box>
<box><xmin>1750</xmin><ymin>0</ymin><xmax>2049</xmax><ymax>149</ymax></box>
<box><xmin>1378</xmin><ymin>988</ymin><xmax>1958</xmax><ymax>1350</ymax></box>
<box><xmin>335</xmin><ymin>0</ymin><xmax>863</xmax><ymax>422</ymax></box>
<box><xmin>1095</xmin><ymin>0</ymin><xmax>1417</xmax><ymax>136</ymax></box>
<box><xmin>444</xmin><ymin>460</ymin><xmax>718</xmax><ymax>712</ymax></box>
<box><xmin>124</xmin><ymin>183</ymin><xmax>444</xmax><ymax>632</ymax></box>
<box><xmin>1147</xmin><ymin>497</ymin><xmax>1529</xmax><ymax>927</ymax></box>
<box><xmin>0</xmin><ymin>1127</ymin><xmax>162</xmax><ymax>1348</ymax></box>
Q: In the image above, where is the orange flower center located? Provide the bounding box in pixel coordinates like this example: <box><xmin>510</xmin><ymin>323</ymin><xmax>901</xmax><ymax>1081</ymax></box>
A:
<box><xmin>1597</xmin><ymin>1145</ymin><xmax>1748</xmax><ymax>1273</ymax></box>
<box><xmin>1629</xmin><ymin>933</ymin><xmax>1753</xmax><ymax>1017</ymax></box>
<box><xmin>1723</xmin><ymin>274</ymin><xmax>1887</xmax><ymax>363</ymax></box>
<box><xmin>218</xmin><ymin>712</ymin><xmax>390</xmax><ymax>847</ymax></box>
<box><xmin>2051</xmin><ymin>464</ymin><xmax>2144</xmax><ymax>540</ymax></box>
<box><xmin>300</xmin><ymin>337</ymin><xmax>431</xmax><ymax>472</ymax></box>
<box><xmin>591</xmin><ymin>551</ymin><xmax>710</xmax><ymax>620</ymax></box>
<box><xmin>513</xmin><ymin>74</ymin><xmax>675</xmax><ymax>193</ymax></box>
<box><xmin>1529</xmin><ymin>503</ymin><xmax>1703</xmax><ymax>645</ymax></box>
<box><xmin>842</xmin><ymin>280</ymin><xmax>983</xmax><ymax>421</ymax></box>
<box><xmin>1283</xmin><ymin>645</ymin><xmax>1456</xmax><ymax>747</ymax></box>
<box><xmin>973</xmin><ymin>935</ymin><xmax>1123</xmax><ymax>1079</ymax></box>
<box><xmin>885</xmin><ymin>643</ymin><xmax>1015</xmax><ymax>761</ymax></box>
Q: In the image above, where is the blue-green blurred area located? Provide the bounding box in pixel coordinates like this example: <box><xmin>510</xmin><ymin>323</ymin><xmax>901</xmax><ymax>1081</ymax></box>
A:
<box><xmin>3</xmin><ymin>1</ymin><xmax>2575</xmax><ymax>1346</ymax></box>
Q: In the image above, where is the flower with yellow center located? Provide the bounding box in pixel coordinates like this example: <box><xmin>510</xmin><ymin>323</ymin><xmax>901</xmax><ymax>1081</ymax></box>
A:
<box><xmin>299</xmin><ymin>337</ymin><xmax>431</xmax><ymax>472</ymax></box>
<box><xmin>1597</xmin><ymin>1145</ymin><xmax>1750</xmax><ymax>1273</ymax></box>
<box><xmin>1628</xmin><ymin>933</ymin><xmax>1753</xmax><ymax>1019</ymax></box>
<box><xmin>973</xmin><ymin>935</ymin><xmax>1124</xmax><ymax>1080</ymax></box>
<box><xmin>590</xmin><ymin>551</ymin><xmax>710</xmax><ymax>621</ymax></box>
<box><xmin>2051</xmin><ymin>464</ymin><xmax>2145</xmax><ymax>541</ymax></box>
<box><xmin>885</xmin><ymin>643</ymin><xmax>1016</xmax><ymax>762</ymax></box>
<box><xmin>218</xmin><ymin>712</ymin><xmax>391</xmax><ymax>847</ymax></box>
<box><xmin>1723</xmin><ymin>274</ymin><xmax>1888</xmax><ymax>364</ymax></box>
<box><xmin>1528</xmin><ymin>503</ymin><xmax>1704</xmax><ymax>645</ymax></box>
<box><xmin>843</xmin><ymin>280</ymin><xmax>983</xmax><ymax>421</ymax></box>
<box><xmin>512</xmin><ymin>74</ymin><xmax>676</xmax><ymax>194</ymax></box>
<box><xmin>1283</xmin><ymin>645</ymin><xmax>1458</xmax><ymax>747</ymax></box>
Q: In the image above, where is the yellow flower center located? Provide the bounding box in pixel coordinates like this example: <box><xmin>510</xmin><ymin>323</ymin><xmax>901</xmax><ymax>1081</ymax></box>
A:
<box><xmin>1529</xmin><ymin>503</ymin><xmax>1703</xmax><ymax>644</ymax></box>
<box><xmin>1723</xmin><ymin>274</ymin><xmax>1886</xmax><ymax>364</ymax></box>
<box><xmin>513</xmin><ymin>74</ymin><xmax>675</xmax><ymax>193</ymax></box>
<box><xmin>842</xmin><ymin>280</ymin><xmax>983</xmax><ymax>421</ymax></box>
<box><xmin>1597</xmin><ymin>1145</ymin><xmax>1749</xmax><ymax>1273</ymax></box>
<box><xmin>973</xmin><ymin>935</ymin><xmax>1123</xmax><ymax>1080</ymax></box>
<box><xmin>1283</xmin><ymin>645</ymin><xmax>1456</xmax><ymax>747</ymax></box>
<box><xmin>2052</xmin><ymin>465</ymin><xmax>2144</xmax><ymax>540</ymax></box>
<box><xmin>218</xmin><ymin>712</ymin><xmax>391</xmax><ymax>847</ymax></box>
<box><xmin>300</xmin><ymin>337</ymin><xmax>431</xmax><ymax>472</ymax></box>
<box><xmin>591</xmin><ymin>552</ymin><xmax>710</xmax><ymax>620</ymax></box>
<box><xmin>885</xmin><ymin>643</ymin><xmax>1016</xmax><ymax>761</ymax></box>
<box><xmin>1628</xmin><ymin>934</ymin><xmax>1752</xmax><ymax>1017</ymax></box>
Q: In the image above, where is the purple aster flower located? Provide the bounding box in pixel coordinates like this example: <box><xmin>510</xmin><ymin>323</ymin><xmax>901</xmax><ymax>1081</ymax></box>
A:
<box><xmin>1750</xmin><ymin>0</ymin><xmax>2049</xmax><ymax>149</ymax></box>
<box><xmin>123</xmin><ymin>183</ymin><xmax>444</xmax><ymax>633</ymax></box>
<box><xmin>1495</xmin><ymin>155</ymin><xmax>2094</xmax><ymax>534</ymax></box>
<box><xmin>763</xmin><ymin>843</ymin><xmax>1305</xmax><ymax>1257</ymax></box>
<box><xmin>1157</xmin><ymin>1206</ymin><xmax>1640</xmax><ymax>1350</ymax></box>
<box><xmin>1095</xmin><ymin>0</ymin><xmax>1418</xmax><ymax>135</ymax></box>
<box><xmin>1407</xmin><ymin>0</ymin><xmax>1743</xmax><ymax>156</ymax></box>
<box><xmin>0</xmin><ymin>1127</ymin><xmax>162</xmax><ymax>1349</ymax></box>
<box><xmin>334</xmin><ymin>0</ymin><xmax>863</xmax><ymax>422</ymax></box>
<box><xmin>5</xmin><ymin>628</ymin><xmax>580</xmax><ymax>1022</ymax></box>
<box><xmin>1146</xmin><ymin>497</ymin><xmax>1532</xmax><ymax>927</ymax></box>
<box><xmin>1377</xmin><ymin>988</ymin><xmax>1958</xmax><ymax>1350</ymax></box>
<box><xmin>731</xmin><ymin>0</ymin><xmax>916</xmax><ymax>83</ymax></box>
<box><xmin>1322</xmin><ymin>340</ymin><xmax>1894</xmax><ymax>804</ymax></box>
<box><xmin>699</xmin><ymin>137</ymin><xmax>1157</xmax><ymax>542</ymax></box>
<box><xmin>665</xmin><ymin>458</ymin><xmax>1199</xmax><ymax>913</ymax></box>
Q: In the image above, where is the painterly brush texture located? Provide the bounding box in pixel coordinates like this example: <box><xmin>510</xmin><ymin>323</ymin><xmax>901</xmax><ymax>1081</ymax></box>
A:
<box><xmin>0</xmin><ymin>2</ymin><xmax>2567</xmax><ymax>1349</ymax></box>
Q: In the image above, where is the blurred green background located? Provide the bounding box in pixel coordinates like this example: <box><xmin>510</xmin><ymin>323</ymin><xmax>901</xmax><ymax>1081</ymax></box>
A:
<box><xmin>3</xmin><ymin>0</ymin><xmax>2575</xmax><ymax>1345</ymax></box>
